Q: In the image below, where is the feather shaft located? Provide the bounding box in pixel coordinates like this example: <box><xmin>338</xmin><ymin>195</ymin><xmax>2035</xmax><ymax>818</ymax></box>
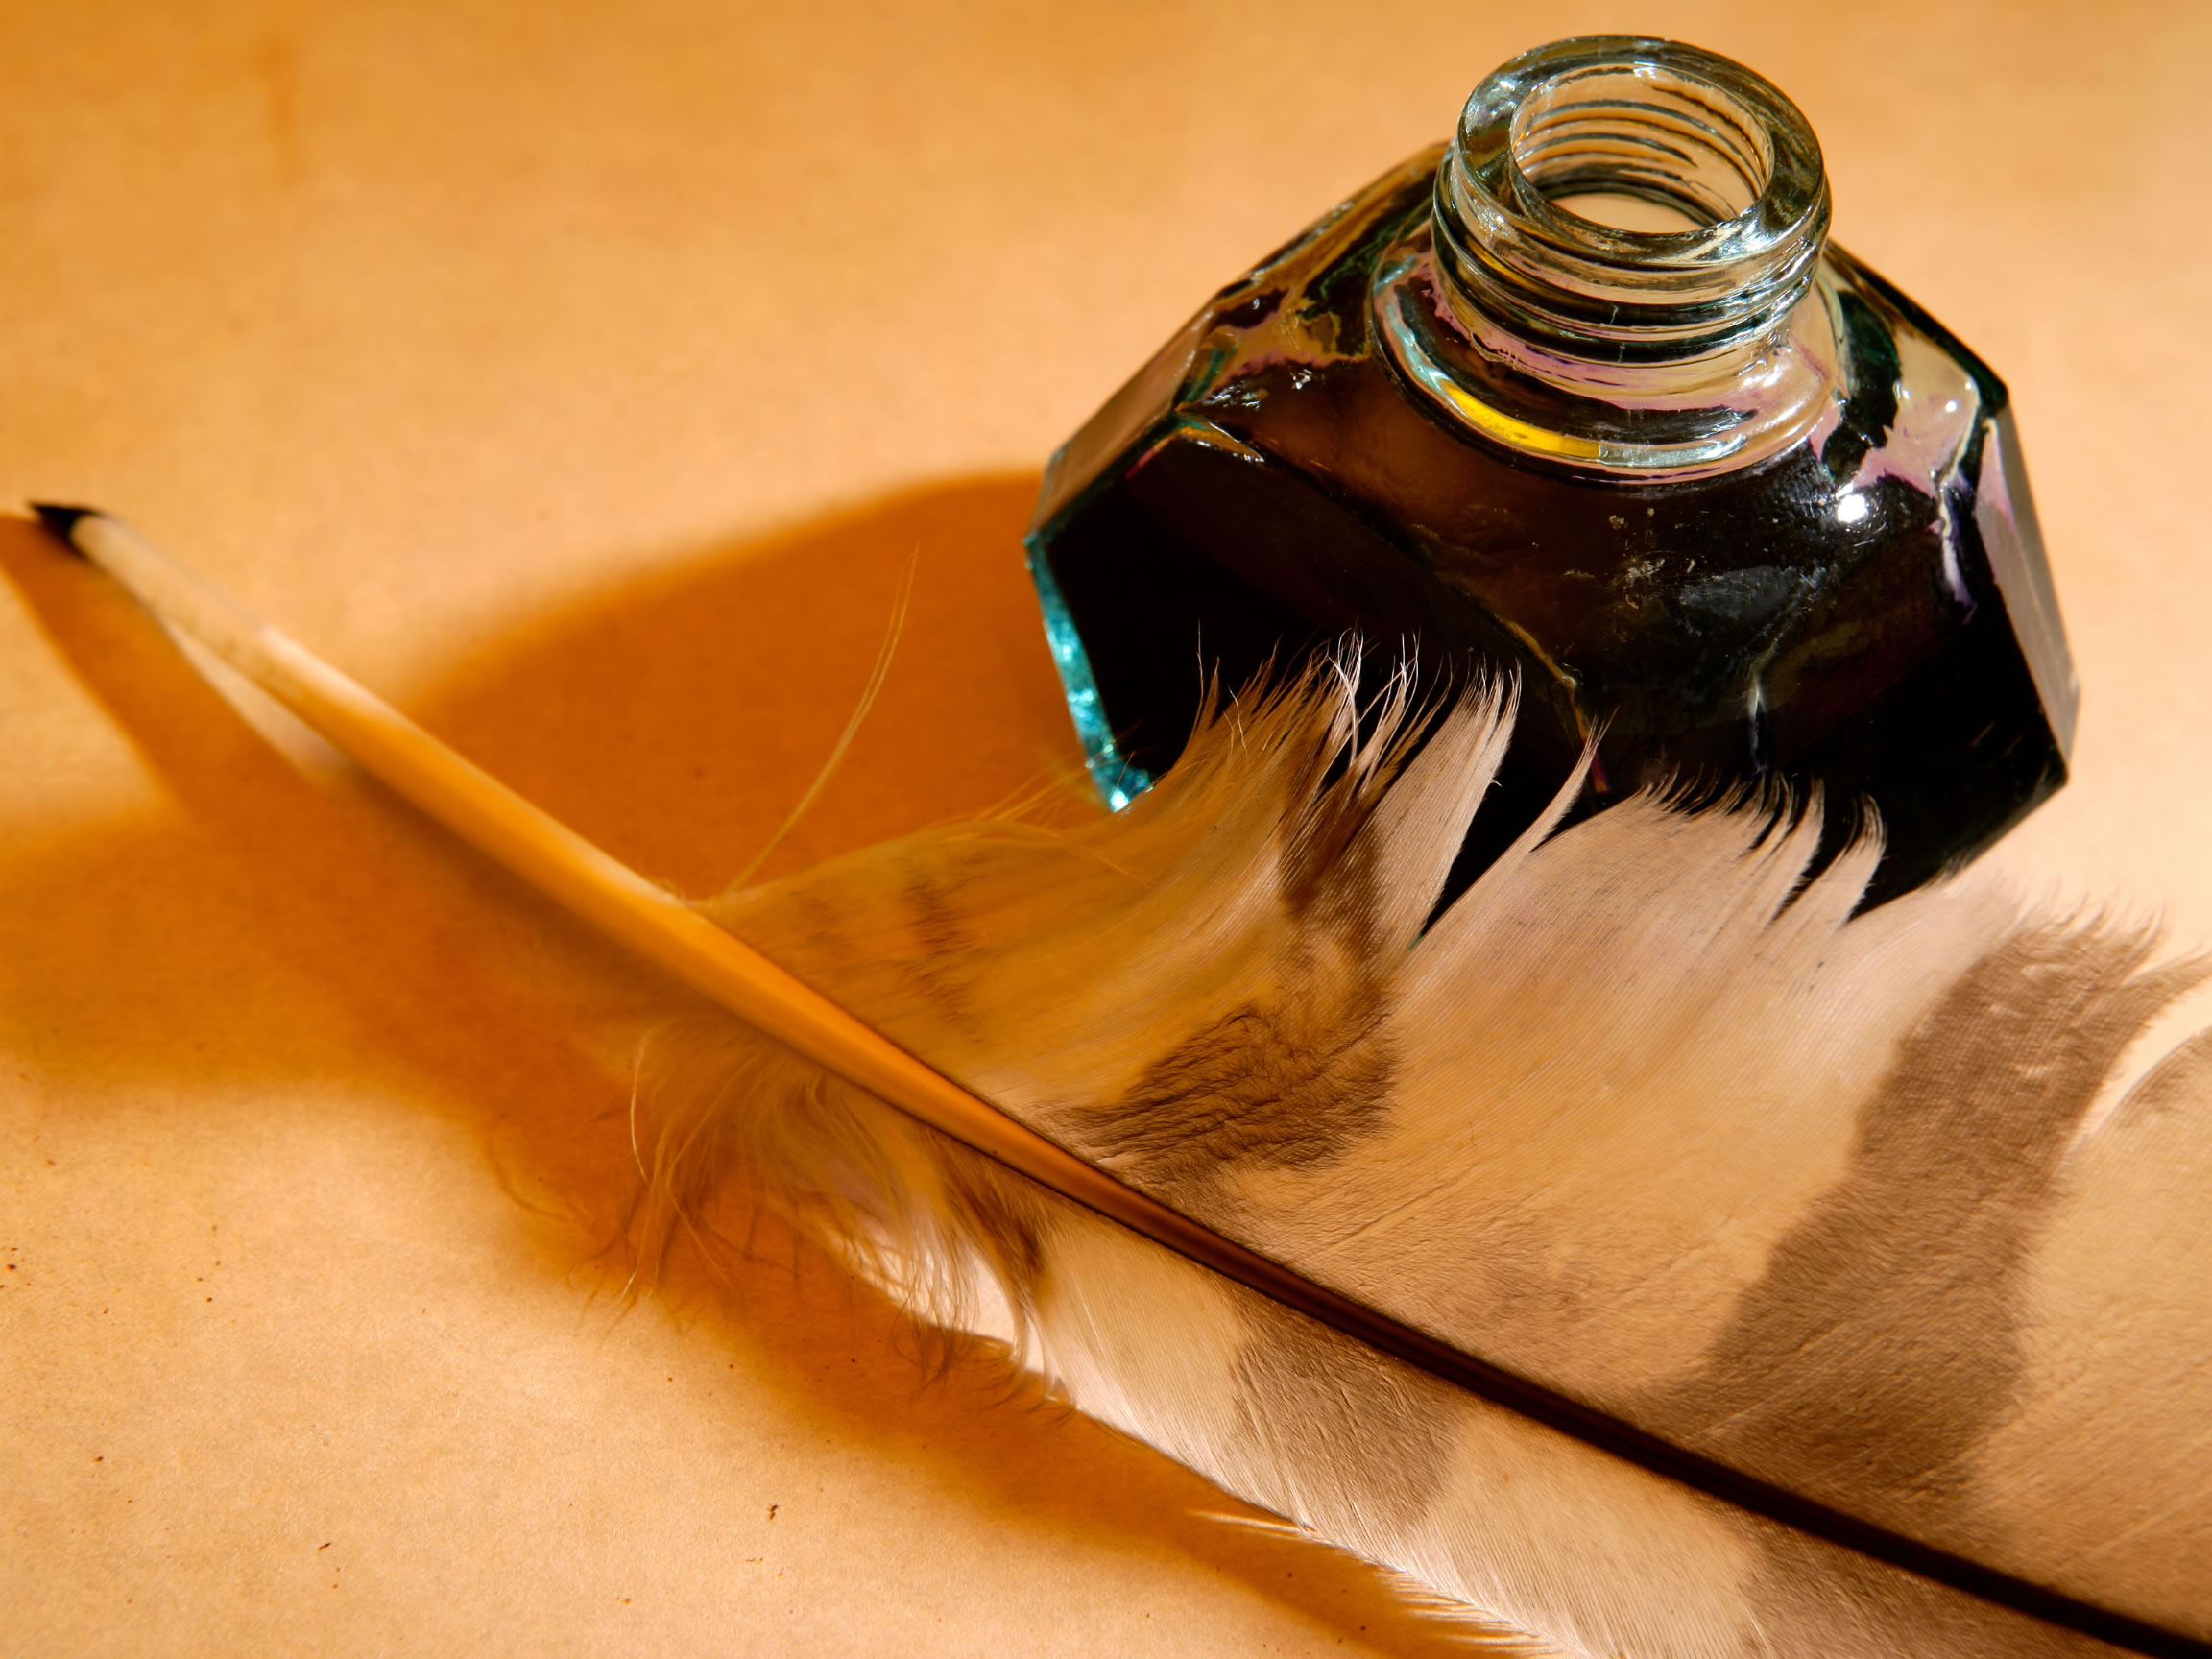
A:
<box><xmin>33</xmin><ymin>502</ymin><xmax>2206</xmax><ymax>1659</ymax></box>
<box><xmin>23</xmin><ymin>506</ymin><xmax>1274</xmax><ymax>1286</ymax></box>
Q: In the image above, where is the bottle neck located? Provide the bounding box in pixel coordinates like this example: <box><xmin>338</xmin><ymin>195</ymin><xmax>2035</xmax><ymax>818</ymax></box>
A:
<box><xmin>1376</xmin><ymin>37</ymin><xmax>1839</xmax><ymax>480</ymax></box>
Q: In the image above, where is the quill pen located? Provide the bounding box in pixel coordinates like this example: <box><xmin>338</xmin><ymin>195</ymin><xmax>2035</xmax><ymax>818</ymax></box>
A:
<box><xmin>35</xmin><ymin>504</ymin><xmax>2212</xmax><ymax>1658</ymax></box>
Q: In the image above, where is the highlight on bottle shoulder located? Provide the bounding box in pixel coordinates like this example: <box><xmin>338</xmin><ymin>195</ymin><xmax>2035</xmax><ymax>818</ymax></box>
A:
<box><xmin>1022</xmin><ymin>34</ymin><xmax>2074</xmax><ymax>908</ymax></box>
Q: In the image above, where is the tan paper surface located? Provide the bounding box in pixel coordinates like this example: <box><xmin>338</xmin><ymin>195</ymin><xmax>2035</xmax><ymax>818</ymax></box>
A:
<box><xmin>4</xmin><ymin>3</ymin><xmax>2209</xmax><ymax>1652</ymax></box>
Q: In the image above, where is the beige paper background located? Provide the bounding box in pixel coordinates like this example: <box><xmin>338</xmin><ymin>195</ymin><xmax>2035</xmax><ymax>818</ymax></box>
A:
<box><xmin>2</xmin><ymin>3</ymin><xmax>2207</xmax><ymax>1653</ymax></box>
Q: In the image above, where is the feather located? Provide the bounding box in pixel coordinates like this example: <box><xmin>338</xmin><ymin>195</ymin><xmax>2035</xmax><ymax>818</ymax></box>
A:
<box><xmin>36</xmin><ymin>505</ymin><xmax>2212</xmax><ymax>1658</ymax></box>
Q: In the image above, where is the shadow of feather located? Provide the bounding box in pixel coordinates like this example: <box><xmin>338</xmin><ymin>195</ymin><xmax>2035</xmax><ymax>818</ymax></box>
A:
<box><xmin>0</xmin><ymin>476</ymin><xmax>1498</xmax><ymax>1658</ymax></box>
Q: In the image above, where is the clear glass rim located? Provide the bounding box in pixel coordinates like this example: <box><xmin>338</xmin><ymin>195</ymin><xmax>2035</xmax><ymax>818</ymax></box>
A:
<box><xmin>1438</xmin><ymin>36</ymin><xmax>1831</xmax><ymax>355</ymax></box>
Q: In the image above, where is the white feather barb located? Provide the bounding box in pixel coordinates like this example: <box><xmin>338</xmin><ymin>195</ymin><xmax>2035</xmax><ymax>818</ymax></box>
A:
<box><xmin>42</xmin><ymin>506</ymin><xmax>2212</xmax><ymax>1659</ymax></box>
<box><xmin>657</xmin><ymin>668</ymin><xmax>2212</xmax><ymax>1659</ymax></box>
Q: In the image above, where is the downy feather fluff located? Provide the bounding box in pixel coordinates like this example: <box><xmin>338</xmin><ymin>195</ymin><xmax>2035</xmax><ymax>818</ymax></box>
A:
<box><xmin>634</xmin><ymin>668</ymin><xmax>2212</xmax><ymax>1659</ymax></box>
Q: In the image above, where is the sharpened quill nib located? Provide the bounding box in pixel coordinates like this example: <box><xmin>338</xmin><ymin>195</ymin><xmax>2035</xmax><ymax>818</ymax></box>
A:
<box><xmin>29</xmin><ymin>502</ymin><xmax>95</xmax><ymax>550</ymax></box>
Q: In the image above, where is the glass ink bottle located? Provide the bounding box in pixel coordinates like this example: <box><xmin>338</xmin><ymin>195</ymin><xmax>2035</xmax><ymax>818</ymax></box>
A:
<box><xmin>1024</xmin><ymin>36</ymin><xmax>2075</xmax><ymax>903</ymax></box>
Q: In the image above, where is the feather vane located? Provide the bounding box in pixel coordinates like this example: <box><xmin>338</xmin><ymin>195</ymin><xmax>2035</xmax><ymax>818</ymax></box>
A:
<box><xmin>661</xmin><ymin>673</ymin><xmax>2212</xmax><ymax>1657</ymax></box>
<box><xmin>40</xmin><ymin>506</ymin><xmax>2212</xmax><ymax>1659</ymax></box>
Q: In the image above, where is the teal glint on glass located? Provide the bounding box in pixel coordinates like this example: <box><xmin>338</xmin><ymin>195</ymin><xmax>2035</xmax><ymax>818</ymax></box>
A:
<box><xmin>1022</xmin><ymin>35</ymin><xmax>2075</xmax><ymax>907</ymax></box>
<box><xmin>1025</xmin><ymin>541</ymin><xmax>1154</xmax><ymax>811</ymax></box>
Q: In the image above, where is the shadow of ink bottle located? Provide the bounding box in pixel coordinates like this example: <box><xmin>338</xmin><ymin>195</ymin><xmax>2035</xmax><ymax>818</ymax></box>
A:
<box><xmin>1024</xmin><ymin>36</ymin><xmax>2075</xmax><ymax>904</ymax></box>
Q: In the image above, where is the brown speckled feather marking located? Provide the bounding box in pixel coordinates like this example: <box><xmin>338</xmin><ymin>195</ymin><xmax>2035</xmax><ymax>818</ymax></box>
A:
<box><xmin>1659</xmin><ymin>927</ymin><xmax>2205</xmax><ymax>1538</ymax></box>
<box><xmin>1230</xmin><ymin>1306</ymin><xmax>1458</xmax><ymax>1529</ymax></box>
<box><xmin>1075</xmin><ymin>974</ymin><xmax>1393</xmax><ymax>1187</ymax></box>
<box><xmin>647</xmin><ymin>668</ymin><xmax>2212</xmax><ymax>1658</ymax></box>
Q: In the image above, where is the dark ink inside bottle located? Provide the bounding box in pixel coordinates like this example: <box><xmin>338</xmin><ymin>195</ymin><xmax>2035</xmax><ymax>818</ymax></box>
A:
<box><xmin>1025</xmin><ymin>36</ymin><xmax>2075</xmax><ymax>904</ymax></box>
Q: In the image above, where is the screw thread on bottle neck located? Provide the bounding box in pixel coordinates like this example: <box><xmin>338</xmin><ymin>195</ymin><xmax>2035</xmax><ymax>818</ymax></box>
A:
<box><xmin>1374</xmin><ymin>36</ymin><xmax>1841</xmax><ymax>478</ymax></box>
<box><xmin>1435</xmin><ymin>36</ymin><xmax>1831</xmax><ymax>365</ymax></box>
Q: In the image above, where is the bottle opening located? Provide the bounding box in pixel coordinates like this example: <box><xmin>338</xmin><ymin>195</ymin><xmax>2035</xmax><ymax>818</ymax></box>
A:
<box><xmin>1373</xmin><ymin>36</ymin><xmax>1839</xmax><ymax>478</ymax></box>
<box><xmin>1546</xmin><ymin>191</ymin><xmax>1706</xmax><ymax>235</ymax></box>
<box><xmin>1434</xmin><ymin>37</ymin><xmax>1828</xmax><ymax>360</ymax></box>
<box><xmin>1510</xmin><ymin>63</ymin><xmax>1773</xmax><ymax>232</ymax></box>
